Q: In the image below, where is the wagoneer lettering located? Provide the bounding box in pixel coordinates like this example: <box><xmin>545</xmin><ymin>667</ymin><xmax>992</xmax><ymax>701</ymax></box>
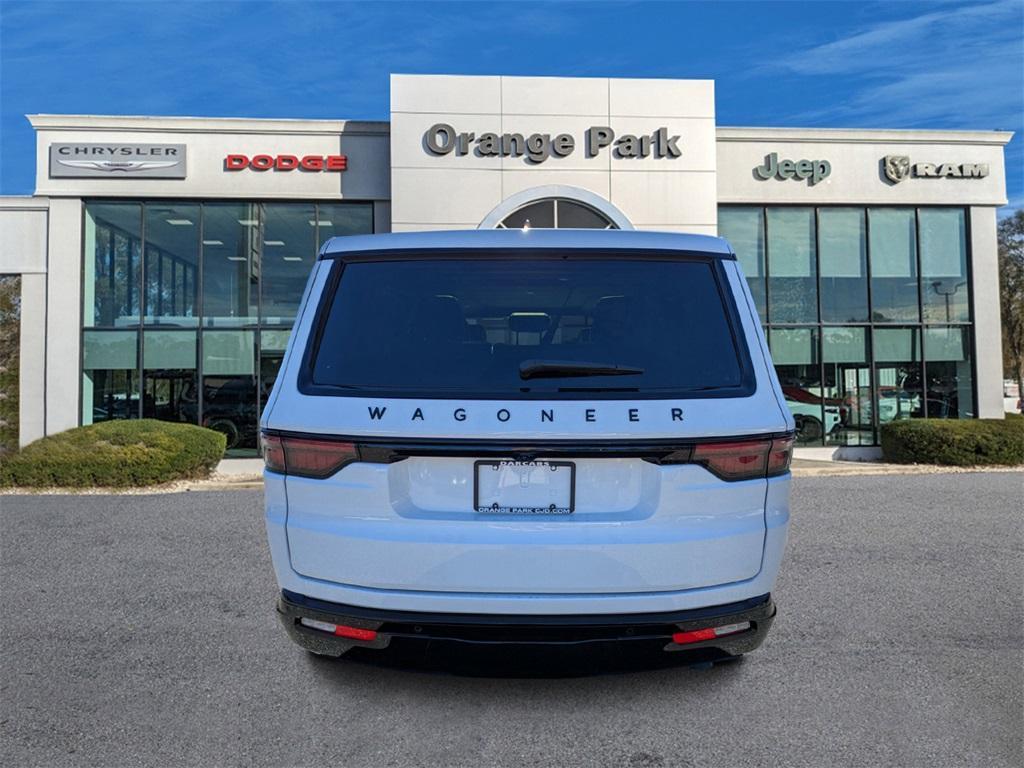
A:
<box><xmin>262</xmin><ymin>229</ymin><xmax>793</xmax><ymax>665</ymax></box>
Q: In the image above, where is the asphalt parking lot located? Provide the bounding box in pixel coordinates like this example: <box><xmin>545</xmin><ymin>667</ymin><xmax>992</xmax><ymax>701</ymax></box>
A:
<box><xmin>1</xmin><ymin>472</ymin><xmax>1021</xmax><ymax>768</ymax></box>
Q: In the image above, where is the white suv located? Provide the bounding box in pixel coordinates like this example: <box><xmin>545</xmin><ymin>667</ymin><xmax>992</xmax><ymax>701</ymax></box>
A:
<box><xmin>262</xmin><ymin>229</ymin><xmax>794</xmax><ymax>664</ymax></box>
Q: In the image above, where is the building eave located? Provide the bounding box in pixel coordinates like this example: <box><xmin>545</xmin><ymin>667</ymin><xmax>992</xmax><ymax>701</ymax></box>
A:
<box><xmin>26</xmin><ymin>114</ymin><xmax>390</xmax><ymax>136</ymax></box>
<box><xmin>716</xmin><ymin>126</ymin><xmax>1014</xmax><ymax>146</ymax></box>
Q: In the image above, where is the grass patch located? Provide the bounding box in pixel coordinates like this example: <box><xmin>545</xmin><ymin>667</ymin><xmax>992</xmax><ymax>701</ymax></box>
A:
<box><xmin>880</xmin><ymin>414</ymin><xmax>1024</xmax><ymax>466</ymax></box>
<box><xmin>0</xmin><ymin>419</ymin><xmax>226</xmax><ymax>488</ymax></box>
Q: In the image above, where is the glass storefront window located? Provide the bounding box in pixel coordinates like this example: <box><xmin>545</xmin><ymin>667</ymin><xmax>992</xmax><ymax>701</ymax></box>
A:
<box><xmin>868</xmin><ymin>208</ymin><xmax>919</xmax><ymax>322</ymax></box>
<box><xmin>142</xmin><ymin>331</ymin><xmax>197</xmax><ymax>422</ymax></box>
<box><xmin>84</xmin><ymin>203</ymin><xmax>142</xmax><ymax>328</ymax></box>
<box><xmin>719</xmin><ymin>205</ymin><xmax>975</xmax><ymax>436</ymax></box>
<box><xmin>144</xmin><ymin>204</ymin><xmax>199</xmax><ymax>326</ymax></box>
<box><xmin>261</xmin><ymin>203</ymin><xmax>316</xmax><ymax>325</ymax></box>
<box><xmin>202</xmin><ymin>203</ymin><xmax>260</xmax><ymax>327</ymax></box>
<box><xmin>819</xmin><ymin>208</ymin><xmax>868</xmax><ymax>323</ymax></box>
<box><xmin>925</xmin><ymin>326</ymin><xmax>974</xmax><ymax>418</ymax></box>
<box><xmin>770</xmin><ymin>328</ymin><xmax>823</xmax><ymax>444</ymax></box>
<box><xmin>920</xmin><ymin>208</ymin><xmax>968</xmax><ymax>323</ymax></box>
<box><xmin>202</xmin><ymin>330</ymin><xmax>258</xmax><ymax>455</ymax></box>
<box><xmin>874</xmin><ymin>327</ymin><xmax>923</xmax><ymax>423</ymax></box>
<box><xmin>767</xmin><ymin>207</ymin><xmax>817</xmax><ymax>323</ymax></box>
<box><xmin>82</xmin><ymin>330</ymin><xmax>139</xmax><ymax>424</ymax></box>
<box><xmin>822</xmin><ymin>327</ymin><xmax>872</xmax><ymax>445</ymax></box>
<box><xmin>317</xmin><ymin>203</ymin><xmax>374</xmax><ymax>242</ymax></box>
<box><xmin>81</xmin><ymin>200</ymin><xmax>374</xmax><ymax>443</ymax></box>
<box><xmin>718</xmin><ymin>207</ymin><xmax>766</xmax><ymax>320</ymax></box>
<box><xmin>259</xmin><ymin>329</ymin><xmax>291</xmax><ymax>420</ymax></box>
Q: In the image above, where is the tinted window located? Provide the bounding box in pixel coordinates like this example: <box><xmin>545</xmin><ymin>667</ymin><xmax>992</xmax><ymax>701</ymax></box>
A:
<box><xmin>310</xmin><ymin>256</ymin><xmax>748</xmax><ymax>397</ymax></box>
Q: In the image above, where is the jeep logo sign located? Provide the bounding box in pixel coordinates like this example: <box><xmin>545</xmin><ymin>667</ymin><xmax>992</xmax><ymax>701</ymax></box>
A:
<box><xmin>754</xmin><ymin>153</ymin><xmax>831</xmax><ymax>186</ymax></box>
<box><xmin>423</xmin><ymin>123</ymin><xmax>682</xmax><ymax>164</ymax></box>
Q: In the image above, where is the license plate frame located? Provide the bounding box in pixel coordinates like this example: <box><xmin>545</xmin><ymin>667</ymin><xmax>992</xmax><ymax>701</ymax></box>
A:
<box><xmin>473</xmin><ymin>459</ymin><xmax>576</xmax><ymax>515</ymax></box>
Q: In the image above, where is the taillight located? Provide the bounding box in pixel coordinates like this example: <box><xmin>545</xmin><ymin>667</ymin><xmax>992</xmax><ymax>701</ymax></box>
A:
<box><xmin>692</xmin><ymin>435</ymin><xmax>794</xmax><ymax>481</ymax></box>
<box><xmin>767</xmin><ymin>436</ymin><xmax>794</xmax><ymax>476</ymax></box>
<box><xmin>261</xmin><ymin>433</ymin><xmax>358</xmax><ymax>478</ymax></box>
<box><xmin>692</xmin><ymin>440</ymin><xmax>770</xmax><ymax>481</ymax></box>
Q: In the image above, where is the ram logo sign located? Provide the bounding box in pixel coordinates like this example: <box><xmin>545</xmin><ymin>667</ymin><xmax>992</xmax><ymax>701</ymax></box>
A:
<box><xmin>883</xmin><ymin>155</ymin><xmax>989</xmax><ymax>184</ymax></box>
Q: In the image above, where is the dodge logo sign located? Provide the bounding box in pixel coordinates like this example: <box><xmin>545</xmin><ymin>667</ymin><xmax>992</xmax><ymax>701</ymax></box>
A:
<box><xmin>224</xmin><ymin>154</ymin><xmax>347</xmax><ymax>172</ymax></box>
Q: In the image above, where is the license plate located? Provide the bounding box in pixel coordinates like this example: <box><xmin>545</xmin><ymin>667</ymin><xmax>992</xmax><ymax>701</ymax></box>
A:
<box><xmin>474</xmin><ymin>460</ymin><xmax>575</xmax><ymax>515</ymax></box>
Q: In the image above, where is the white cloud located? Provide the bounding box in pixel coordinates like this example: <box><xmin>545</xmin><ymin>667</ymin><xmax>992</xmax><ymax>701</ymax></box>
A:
<box><xmin>770</xmin><ymin>0</ymin><xmax>1023</xmax><ymax>130</ymax></box>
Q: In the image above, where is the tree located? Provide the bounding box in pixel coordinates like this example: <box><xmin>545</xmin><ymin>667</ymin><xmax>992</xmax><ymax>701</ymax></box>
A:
<box><xmin>999</xmin><ymin>210</ymin><xmax>1024</xmax><ymax>412</ymax></box>
<box><xmin>0</xmin><ymin>275</ymin><xmax>21</xmax><ymax>454</ymax></box>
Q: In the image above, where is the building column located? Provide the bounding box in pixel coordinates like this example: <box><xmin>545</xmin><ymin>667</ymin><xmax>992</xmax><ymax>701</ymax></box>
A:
<box><xmin>18</xmin><ymin>273</ymin><xmax>46</xmax><ymax>446</ymax></box>
<box><xmin>969</xmin><ymin>206</ymin><xmax>1004</xmax><ymax>419</ymax></box>
<box><xmin>44</xmin><ymin>198</ymin><xmax>83</xmax><ymax>436</ymax></box>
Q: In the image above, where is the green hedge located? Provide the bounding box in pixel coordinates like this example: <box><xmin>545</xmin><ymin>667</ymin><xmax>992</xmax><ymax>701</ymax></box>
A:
<box><xmin>880</xmin><ymin>414</ymin><xmax>1024</xmax><ymax>466</ymax></box>
<box><xmin>0</xmin><ymin>419</ymin><xmax>226</xmax><ymax>488</ymax></box>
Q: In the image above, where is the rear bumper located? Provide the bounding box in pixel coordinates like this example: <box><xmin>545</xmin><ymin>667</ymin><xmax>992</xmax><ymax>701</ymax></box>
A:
<box><xmin>277</xmin><ymin>589</ymin><xmax>776</xmax><ymax>657</ymax></box>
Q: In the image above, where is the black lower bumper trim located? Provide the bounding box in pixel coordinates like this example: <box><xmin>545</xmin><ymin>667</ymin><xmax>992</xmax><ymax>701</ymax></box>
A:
<box><xmin>277</xmin><ymin>590</ymin><xmax>776</xmax><ymax>658</ymax></box>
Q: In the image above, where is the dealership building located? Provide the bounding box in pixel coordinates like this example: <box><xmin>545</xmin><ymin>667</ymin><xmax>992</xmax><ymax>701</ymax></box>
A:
<box><xmin>0</xmin><ymin>74</ymin><xmax>1013</xmax><ymax>455</ymax></box>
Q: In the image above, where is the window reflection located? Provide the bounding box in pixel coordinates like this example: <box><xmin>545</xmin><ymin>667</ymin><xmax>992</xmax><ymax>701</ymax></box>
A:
<box><xmin>202</xmin><ymin>203</ymin><xmax>259</xmax><ymax>327</ymax></box>
<box><xmin>262</xmin><ymin>203</ymin><xmax>316</xmax><ymax>325</ymax></box>
<box><xmin>201</xmin><ymin>330</ymin><xmax>258</xmax><ymax>455</ymax></box>
<box><xmin>84</xmin><ymin>203</ymin><xmax>142</xmax><ymax>328</ymax></box>
<box><xmin>317</xmin><ymin>203</ymin><xmax>374</xmax><ymax>242</ymax></box>
<box><xmin>822</xmin><ymin>327</ymin><xmax>872</xmax><ymax>445</ymax></box>
<box><xmin>767</xmin><ymin>208</ymin><xmax>817</xmax><ymax>323</ymax></box>
<box><xmin>82</xmin><ymin>200</ymin><xmax>373</xmax><ymax>447</ymax></box>
<box><xmin>925</xmin><ymin>327</ymin><xmax>974</xmax><ymax>418</ymax></box>
<box><xmin>82</xmin><ymin>330</ymin><xmax>139</xmax><ymax>424</ymax></box>
<box><xmin>868</xmin><ymin>208</ymin><xmax>919</xmax><ymax>322</ymax></box>
<box><xmin>720</xmin><ymin>205</ymin><xmax>974</xmax><ymax>433</ymax></box>
<box><xmin>874</xmin><ymin>328</ymin><xmax>923</xmax><ymax>423</ymax></box>
<box><xmin>718</xmin><ymin>207</ymin><xmax>766</xmax><ymax>320</ymax></box>
<box><xmin>142</xmin><ymin>331</ymin><xmax>197</xmax><ymax>423</ymax></box>
<box><xmin>819</xmin><ymin>208</ymin><xmax>868</xmax><ymax>323</ymax></box>
<box><xmin>920</xmin><ymin>209</ymin><xmax>968</xmax><ymax>322</ymax></box>
<box><xmin>771</xmin><ymin>328</ymin><xmax>829</xmax><ymax>445</ymax></box>
<box><xmin>145</xmin><ymin>204</ymin><xmax>199</xmax><ymax>326</ymax></box>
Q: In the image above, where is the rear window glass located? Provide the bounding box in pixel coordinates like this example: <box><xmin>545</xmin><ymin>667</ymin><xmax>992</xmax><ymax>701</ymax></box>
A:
<box><xmin>309</xmin><ymin>256</ymin><xmax>749</xmax><ymax>397</ymax></box>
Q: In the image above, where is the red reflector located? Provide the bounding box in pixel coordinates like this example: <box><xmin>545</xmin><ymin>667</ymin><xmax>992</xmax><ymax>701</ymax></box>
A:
<box><xmin>692</xmin><ymin>440</ymin><xmax>770</xmax><ymax>481</ymax></box>
<box><xmin>672</xmin><ymin>627</ymin><xmax>717</xmax><ymax>645</ymax></box>
<box><xmin>334</xmin><ymin>625</ymin><xmax>377</xmax><ymax>642</ymax></box>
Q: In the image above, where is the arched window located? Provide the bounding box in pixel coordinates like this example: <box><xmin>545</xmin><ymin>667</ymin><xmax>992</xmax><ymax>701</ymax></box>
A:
<box><xmin>495</xmin><ymin>198</ymin><xmax>618</xmax><ymax>229</ymax></box>
<box><xmin>478</xmin><ymin>185</ymin><xmax>633</xmax><ymax>230</ymax></box>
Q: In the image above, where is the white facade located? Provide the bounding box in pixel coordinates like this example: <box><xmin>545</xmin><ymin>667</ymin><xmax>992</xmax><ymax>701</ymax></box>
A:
<box><xmin>0</xmin><ymin>74</ymin><xmax>1013</xmax><ymax>448</ymax></box>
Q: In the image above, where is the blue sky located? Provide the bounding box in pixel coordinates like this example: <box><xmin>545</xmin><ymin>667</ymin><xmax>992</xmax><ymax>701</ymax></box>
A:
<box><xmin>2</xmin><ymin>0</ymin><xmax>1021</xmax><ymax>212</ymax></box>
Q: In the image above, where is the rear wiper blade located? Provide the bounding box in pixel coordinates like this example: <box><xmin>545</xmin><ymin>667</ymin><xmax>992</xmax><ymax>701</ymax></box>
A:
<box><xmin>519</xmin><ymin>359</ymin><xmax>645</xmax><ymax>380</ymax></box>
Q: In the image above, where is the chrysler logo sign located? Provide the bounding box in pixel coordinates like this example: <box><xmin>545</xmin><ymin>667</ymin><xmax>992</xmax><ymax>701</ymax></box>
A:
<box><xmin>49</xmin><ymin>144</ymin><xmax>186</xmax><ymax>179</ymax></box>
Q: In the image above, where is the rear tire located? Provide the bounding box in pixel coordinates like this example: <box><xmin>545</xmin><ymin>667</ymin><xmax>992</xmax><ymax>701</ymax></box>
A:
<box><xmin>795</xmin><ymin>414</ymin><xmax>823</xmax><ymax>443</ymax></box>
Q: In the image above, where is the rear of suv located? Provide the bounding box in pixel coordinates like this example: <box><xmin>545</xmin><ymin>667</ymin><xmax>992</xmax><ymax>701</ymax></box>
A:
<box><xmin>262</xmin><ymin>229</ymin><xmax>794</xmax><ymax>663</ymax></box>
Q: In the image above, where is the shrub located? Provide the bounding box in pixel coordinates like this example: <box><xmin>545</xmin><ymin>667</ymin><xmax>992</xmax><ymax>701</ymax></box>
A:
<box><xmin>880</xmin><ymin>416</ymin><xmax>1024</xmax><ymax>466</ymax></box>
<box><xmin>0</xmin><ymin>419</ymin><xmax>226</xmax><ymax>488</ymax></box>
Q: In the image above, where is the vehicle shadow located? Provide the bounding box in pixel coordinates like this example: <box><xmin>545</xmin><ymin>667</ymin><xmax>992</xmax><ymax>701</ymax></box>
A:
<box><xmin>305</xmin><ymin>638</ymin><xmax>741</xmax><ymax>680</ymax></box>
